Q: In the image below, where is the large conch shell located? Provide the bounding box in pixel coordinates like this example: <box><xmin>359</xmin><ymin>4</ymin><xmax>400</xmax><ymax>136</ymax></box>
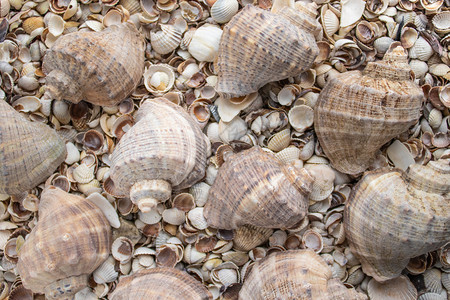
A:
<box><xmin>17</xmin><ymin>186</ymin><xmax>111</xmax><ymax>299</ymax></box>
<box><xmin>344</xmin><ymin>159</ymin><xmax>450</xmax><ymax>282</ymax></box>
<box><xmin>204</xmin><ymin>147</ymin><xmax>313</xmax><ymax>230</ymax></box>
<box><xmin>110</xmin><ymin>267</ymin><xmax>213</xmax><ymax>299</ymax></box>
<box><xmin>0</xmin><ymin>100</ymin><xmax>66</xmax><ymax>195</ymax></box>
<box><xmin>214</xmin><ymin>1</ymin><xmax>320</xmax><ymax>98</ymax></box>
<box><xmin>110</xmin><ymin>98</ymin><xmax>210</xmax><ymax>212</ymax></box>
<box><xmin>42</xmin><ymin>23</ymin><xmax>145</xmax><ymax>106</ymax></box>
<box><xmin>314</xmin><ymin>43</ymin><xmax>423</xmax><ymax>175</ymax></box>
<box><xmin>239</xmin><ymin>249</ymin><xmax>367</xmax><ymax>299</ymax></box>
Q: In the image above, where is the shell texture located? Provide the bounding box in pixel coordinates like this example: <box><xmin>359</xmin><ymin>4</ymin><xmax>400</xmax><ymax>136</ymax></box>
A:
<box><xmin>109</xmin><ymin>267</ymin><xmax>213</xmax><ymax>299</ymax></box>
<box><xmin>204</xmin><ymin>147</ymin><xmax>313</xmax><ymax>230</ymax></box>
<box><xmin>17</xmin><ymin>186</ymin><xmax>111</xmax><ymax>299</ymax></box>
<box><xmin>314</xmin><ymin>45</ymin><xmax>423</xmax><ymax>175</ymax></box>
<box><xmin>42</xmin><ymin>23</ymin><xmax>145</xmax><ymax>106</ymax></box>
<box><xmin>0</xmin><ymin>101</ymin><xmax>66</xmax><ymax>195</ymax></box>
<box><xmin>344</xmin><ymin>159</ymin><xmax>450</xmax><ymax>282</ymax></box>
<box><xmin>214</xmin><ymin>4</ymin><xmax>319</xmax><ymax>98</ymax></box>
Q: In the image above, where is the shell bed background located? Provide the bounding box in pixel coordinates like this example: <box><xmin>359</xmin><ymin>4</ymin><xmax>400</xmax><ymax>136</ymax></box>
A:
<box><xmin>0</xmin><ymin>0</ymin><xmax>449</xmax><ymax>297</ymax></box>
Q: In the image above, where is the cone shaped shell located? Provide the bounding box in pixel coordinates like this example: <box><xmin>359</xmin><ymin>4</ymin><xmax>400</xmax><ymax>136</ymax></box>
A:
<box><xmin>109</xmin><ymin>267</ymin><xmax>212</xmax><ymax>299</ymax></box>
<box><xmin>314</xmin><ymin>45</ymin><xmax>423</xmax><ymax>175</ymax></box>
<box><xmin>0</xmin><ymin>101</ymin><xmax>66</xmax><ymax>195</ymax></box>
<box><xmin>215</xmin><ymin>5</ymin><xmax>319</xmax><ymax>98</ymax></box>
<box><xmin>42</xmin><ymin>23</ymin><xmax>145</xmax><ymax>106</ymax></box>
<box><xmin>17</xmin><ymin>186</ymin><xmax>111</xmax><ymax>298</ymax></box>
<box><xmin>204</xmin><ymin>147</ymin><xmax>313</xmax><ymax>230</ymax></box>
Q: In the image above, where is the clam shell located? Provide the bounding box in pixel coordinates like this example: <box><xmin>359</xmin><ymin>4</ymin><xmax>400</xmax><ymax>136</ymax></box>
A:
<box><xmin>188</xmin><ymin>24</ymin><xmax>223</xmax><ymax>62</ymax></box>
<box><xmin>150</xmin><ymin>24</ymin><xmax>182</xmax><ymax>55</ymax></box>
<box><xmin>93</xmin><ymin>256</ymin><xmax>119</xmax><ymax>284</ymax></box>
<box><xmin>211</xmin><ymin>0</ymin><xmax>239</xmax><ymax>24</ymax></box>
<box><xmin>267</xmin><ymin>128</ymin><xmax>290</xmax><ymax>152</ymax></box>
<box><xmin>409</xmin><ymin>59</ymin><xmax>428</xmax><ymax>78</ymax></box>
<box><xmin>367</xmin><ymin>276</ymin><xmax>417</xmax><ymax>300</ymax></box>
<box><xmin>409</xmin><ymin>37</ymin><xmax>433</xmax><ymax>61</ymax></box>
<box><xmin>417</xmin><ymin>293</ymin><xmax>447</xmax><ymax>300</ymax></box>
<box><xmin>423</xmin><ymin>268</ymin><xmax>443</xmax><ymax>294</ymax></box>
<box><xmin>23</xmin><ymin>17</ymin><xmax>45</xmax><ymax>34</ymax></box>
<box><xmin>143</xmin><ymin>64</ymin><xmax>175</xmax><ymax>95</ymax></box>
<box><xmin>340</xmin><ymin>0</ymin><xmax>365</xmax><ymax>27</ymax></box>
<box><xmin>111</xmin><ymin>237</ymin><xmax>134</xmax><ymax>263</ymax></box>
<box><xmin>274</xmin><ymin>146</ymin><xmax>301</xmax><ymax>164</ymax></box>
<box><xmin>233</xmin><ymin>225</ymin><xmax>273</xmax><ymax>252</ymax></box>
<box><xmin>432</xmin><ymin>12</ymin><xmax>450</xmax><ymax>35</ymax></box>
<box><xmin>289</xmin><ymin>104</ymin><xmax>314</xmax><ymax>132</ymax></box>
<box><xmin>305</xmin><ymin>164</ymin><xmax>335</xmax><ymax>201</ymax></box>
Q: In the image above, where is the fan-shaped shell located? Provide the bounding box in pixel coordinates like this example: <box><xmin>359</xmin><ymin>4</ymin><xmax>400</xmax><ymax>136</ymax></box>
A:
<box><xmin>17</xmin><ymin>186</ymin><xmax>111</xmax><ymax>299</ymax></box>
<box><xmin>0</xmin><ymin>101</ymin><xmax>66</xmax><ymax>195</ymax></box>
<box><xmin>344</xmin><ymin>159</ymin><xmax>450</xmax><ymax>282</ymax></box>
<box><xmin>314</xmin><ymin>44</ymin><xmax>423</xmax><ymax>175</ymax></box>
<box><xmin>110</xmin><ymin>98</ymin><xmax>210</xmax><ymax>213</ymax></box>
<box><xmin>42</xmin><ymin>23</ymin><xmax>145</xmax><ymax>106</ymax></box>
<box><xmin>204</xmin><ymin>147</ymin><xmax>313</xmax><ymax>230</ymax></box>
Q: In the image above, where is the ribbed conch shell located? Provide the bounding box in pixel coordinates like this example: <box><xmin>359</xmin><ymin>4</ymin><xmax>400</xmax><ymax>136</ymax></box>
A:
<box><xmin>17</xmin><ymin>186</ymin><xmax>111</xmax><ymax>299</ymax></box>
<box><xmin>110</xmin><ymin>267</ymin><xmax>212</xmax><ymax>299</ymax></box>
<box><xmin>214</xmin><ymin>1</ymin><xmax>320</xmax><ymax>98</ymax></box>
<box><xmin>204</xmin><ymin>146</ymin><xmax>313</xmax><ymax>230</ymax></box>
<box><xmin>344</xmin><ymin>159</ymin><xmax>450</xmax><ymax>282</ymax></box>
<box><xmin>239</xmin><ymin>249</ymin><xmax>367</xmax><ymax>299</ymax></box>
<box><xmin>110</xmin><ymin>98</ymin><xmax>210</xmax><ymax>212</ymax></box>
<box><xmin>42</xmin><ymin>22</ymin><xmax>145</xmax><ymax>106</ymax></box>
<box><xmin>314</xmin><ymin>43</ymin><xmax>423</xmax><ymax>175</ymax></box>
<box><xmin>0</xmin><ymin>101</ymin><xmax>66</xmax><ymax>195</ymax></box>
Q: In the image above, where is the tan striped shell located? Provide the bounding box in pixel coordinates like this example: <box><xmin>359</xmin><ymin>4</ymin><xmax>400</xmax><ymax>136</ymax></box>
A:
<box><xmin>17</xmin><ymin>186</ymin><xmax>111</xmax><ymax>299</ymax></box>
<box><xmin>0</xmin><ymin>100</ymin><xmax>66</xmax><ymax>195</ymax></box>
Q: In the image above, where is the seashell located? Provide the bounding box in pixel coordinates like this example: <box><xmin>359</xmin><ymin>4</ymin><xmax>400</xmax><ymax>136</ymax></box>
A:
<box><xmin>73</xmin><ymin>163</ymin><xmax>95</xmax><ymax>184</ymax></box>
<box><xmin>409</xmin><ymin>59</ymin><xmax>428</xmax><ymax>78</ymax></box>
<box><xmin>188</xmin><ymin>24</ymin><xmax>223</xmax><ymax>63</ymax></box>
<box><xmin>340</xmin><ymin>0</ymin><xmax>365</xmax><ymax>27</ymax></box>
<box><xmin>239</xmin><ymin>250</ymin><xmax>367</xmax><ymax>299</ymax></box>
<box><xmin>17</xmin><ymin>186</ymin><xmax>111</xmax><ymax>299</ymax></box>
<box><xmin>0</xmin><ymin>0</ymin><xmax>9</xmax><ymax>17</ymax></box>
<box><xmin>344</xmin><ymin>160</ymin><xmax>450</xmax><ymax>282</ymax></box>
<box><xmin>233</xmin><ymin>225</ymin><xmax>272</xmax><ymax>252</ymax></box>
<box><xmin>0</xmin><ymin>101</ymin><xmax>66</xmax><ymax>195</ymax></box>
<box><xmin>302</xmin><ymin>229</ymin><xmax>324</xmax><ymax>253</ymax></box>
<box><xmin>267</xmin><ymin>128</ymin><xmax>290</xmax><ymax>152</ymax></box>
<box><xmin>111</xmin><ymin>237</ymin><xmax>134</xmax><ymax>263</ymax></box>
<box><xmin>143</xmin><ymin>64</ymin><xmax>175</xmax><ymax>95</ymax></box>
<box><xmin>215</xmin><ymin>4</ymin><xmax>319</xmax><ymax>99</ymax></box>
<box><xmin>289</xmin><ymin>105</ymin><xmax>314</xmax><ymax>133</ymax></box>
<box><xmin>305</xmin><ymin>164</ymin><xmax>335</xmax><ymax>201</ymax></box>
<box><xmin>274</xmin><ymin>146</ymin><xmax>301</xmax><ymax>164</ymax></box>
<box><xmin>367</xmin><ymin>276</ymin><xmax>417</xmax><ymax>300</ymax></box>
<box><xmin>86</xmin><ymin>192</ymin><xmax>120</xmax><ymax>228</ymax></box>
<box><xmin>428</xmin><ymin>64</ymin><xmax>450</xmax><ymax>77</ymax></box>
<box><xmin>321</xmin><ymin>5</ymin><xmax>339</xmax><ymax>39</ymax></box>
<box><xmin>110</xmin><ymin>267</ymin><xmax>213</xmax><ymax>299</ymax></box>
<box><xmin>440</xmin><ymin>84</ymin><xmax>450</xmax><ymax>108</ymax></box>
<box><xmin>432</xmin><ymin>12</ymin><xmax>450</xmax><ymax>36</ymax></box>
<box><xmin>211</xmin><ymin>0</ymin><xmax>239</xmax><ymax>24</ymax></box>
<box><xmin>12</xmin><ymin>96</ymin><xmax>41</xmax><ymax>113</ymax></box>
<box><xmin>150</xmin><ymin>24</ymin><xmax>182</xmax><ymax>55</ymax></box>
<box><xmin>9</xmin><ymin>285</ymin><xmax>33</xmax><ymax>300</ymax></box>
<box><xmin>23</xmin><ymin>17</ymin><xmax>45</xmax><ymax>34</ymax></box>
<box><xmin>190</xmin><ymin>182</ymin><xmax>211</xmax><ymax>207</ymax></box>
<box><xmin>42</xmin><ymin>23</ymin><xmax>145</xmax><ymax>106</ymax></box>
<box><xmin>314</xmin><ymin>44</ymin><xmax>423</xmax><ymax>175</ymax></box>
<box><xmin>162</xmin><ymin>208</ymin><xmax>186</xmax><ymax>225</ymax></box>
<box><xmin>216</xmin><ymin>92</ymin><xmax>260</xmax><ymax>123</ymax></box>
<box><xmin>420</xmin><ymin>0</ymin><xmax>443</xmax><ymax>12</ymax></box>
<box><xmin>204</xmin><ymin>147</ymin><xmax>313</xmax><ymax>230</ymax></box>
<box><xmin>48</xmin><ymin>15</ymin><xmax>65</xmax><ymax>37</ymax></box>
<box><xmin>417</xmin><ymin>293</ymin><xmax>446</xmax><ymax>300</ymax></box>
<box><xmin>373</xmin><ymin>36</ymin><xmax>394</xmax><ymax>55</ymax></box>
<box><xmin>400</xmin><ymin>27</ymin><xmax>418</xmax><ymax>49</ymax></box>
<box><xmin>17</xmin><ymin>75</ymin><xmax>39</xmax><ymax>91</ymax></box>
<box><xmin>93</xmin><ymin>256</ymin><xmax>118</xmax><ymax>284</ymax></box>
<box><xmin>410</xmin><ymin>37</ymin><xmax>433</xmax><ymax>61</ymax></box>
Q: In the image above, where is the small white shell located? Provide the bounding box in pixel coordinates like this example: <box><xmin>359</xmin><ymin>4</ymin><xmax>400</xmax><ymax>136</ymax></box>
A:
<box><xmin>417</xmin><ymin>293</ymin><xmax>446</xmax><ymax>300</ymax></box>
<box><xmin>423</xmin><ymin>268</ymin><xmax>443</xmax><ymax>294</ymax></box>
<box><xmin>218</xmin><ymin>116</ymin><xmax>247</xmax><ymax>143</ymax></box>
<box><xmin>267</xmin><ymin>128</ymin><xmax>290</xmax><ymax>152</ymax></box>
<box><xmin>302</xmin><ymin>229</ymin><xmax>324</xmax><ymax>253</ymax></box>
<box><xmin>410</xmin><ymin>37</ymin><xmax>433</xmax><ymax>61</ymax></box>
<box><xmin>12</xmin><ymin>96</ymin><xmax>41</xmax><ymax>113</ymax></box>
<box><xmin>216</xmin><ymin>93</ymin><xmax>259</xmax><ymax>123</ymax></box>
<box><xmin>162</xmin><ymin>208</ymin><xmax>186</xmax><ymax>225</ymax></box>
<box><xmin>86</xmin><ymin>192</ymin><xmax>120</xmax><ymax>228</ymax></box>
<box><xmin>93</xmin><ymin>256</ymin><xmax>119</xmax><ymax>284</ymax></box>
<box><xmin>428</xmin><ymin>108</ymin><xmax>443</xmax><ymax>129</ymax></box>
<box><xmin>53</xmin><ymin>100</ymin><xmax>71</xmax><ymax>124</ymax></box>
<box><xmin>432</xmin><ymin>12</ymin><xmax>450</xmax><ymax>35</ymax></box>
<box><xmin>111</xmin><ymin>237</ymin><xmax>134</xmax><ymax>263</ymax></box>
<box><xmin>189</xmin><ymin>182</ymin><xmax>211</xmax><ymax>207</ymax></box>
<box><xmin>187</xmin><ymin>207</ymin><xmax>208</xmax><ymax>230</ymax></box>
<box><xmin>277</xmin><ymin>85</ymin><xmax>298</xmax><ymax>106</ymax></box>
<box><xmin>211</xmin><ymin>0</ymin><xmax>239</xmax><ymax>24</ymax></box>
<box><xmin>274</xmin><ymin>146</ymin><xmax>301</xmax><ymax>164</ymax></box>
<box><xmin>150</xmin><ymin>24</ymin><xmax>182</xmax><ymax>55</ymax></box>
<box><xmin>340</xmin><ymin>0</ymin><xmax>365</xmax><ymax>27</ymax></box>
<box><xmin>368</xmin><ymin>276</ymin><xmax>417</xmax><ymax>300</ymax></box>
<box><xmin>321</xmin><ymin>7</ymin><xmax>339</xmax><ymax>38</ymax></box>
<box><xmin>305</xmin><ymin>164</ymin><xmax>335</xmax><ymax>201</ymax></box>
<box><xmin>373</xmin><ymin>36</ymin><xmax>394</xmax><ymax>54</ymax></box>
<box><xmin>386</xmin><ymin>140</ymin><xmax>415</xmax><ymax>171</ymax></box>
<box><xmin>65</xmin><ymin>142</ymin><xmax>80</xmax><ymax>165</ymax></box>
<box><xmin>72</xmin><ymin>163</ymin><xmax>95</xmax><ymax>183</ymax></box>
<box><xmin>48</xmin><ymin>15</ymin><xmax>65</xmax><ymax>37</ymax></box>
<box><xmin>288</xmin><ymin>105</ymin><xmax>314</xmax><ymax>132</ymax></box>
<box><xmin>143</xmin><ymin>64</ymin><xmax>175</xmax><ymax>95</ymax></box>
<box><xmin>188</xmin><ymin>24</ymin><xmax>223</xmax><ymax>62</ymax></box>
<box><xmin>138</xmin><ymin>208</ymin><xmax>162</xmax><ymax>224</ymax></box>
<box><xmin>409</xmin><ymin>59</ymin><xmax>428</xmax><ymax>78</ymax></box>
<box><xmin>429</xmin><ymin>64</ymin><xmax>450</xmax><ymax>77</ymax></box>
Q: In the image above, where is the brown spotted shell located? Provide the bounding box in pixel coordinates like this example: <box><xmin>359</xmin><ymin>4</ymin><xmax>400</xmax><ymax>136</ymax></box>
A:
<box><xmin>42</xmin><ymin>23</ymin><xmax>145</xmax><ymax>106</ymax></box>
<box><xmin>109</xmin><ymin>267</ymin><xmax>213</xmax><ymax>300</ymax></box>
<box><xmin>344</xmin><ymin>159</ymin><xmax>450</xmax><ymax>282</ymax></box>
<box><xmin>239</xmin><ymin>249</ymin><xmax>367</xmax><ymax>299</ymax></box>
<box><xmin>17</xmin><ymin>186</ymin><xmax>111</xmax><ymax>299</ymax></box>
<box><xmin>203</xmin><ymin>146</ymin><xmax>313</xmax><ymax>230</ymax></box>
<box><xmin>314</xmin><ymin>44</ymin><xmax>423</xmax><ymax>175</ymax></box>
<box><xmin>0</xmin><ymin>100</ymin><xmax>66</xmax><ymax>195</ymax></box>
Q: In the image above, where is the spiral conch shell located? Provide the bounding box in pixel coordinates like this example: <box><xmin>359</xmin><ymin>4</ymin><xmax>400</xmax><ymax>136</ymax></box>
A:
<box><xmin>239</xmin><ymin>249</ymin><xmax>367</xmax><ymax>299</ymax></box>
<box><xmin>42</xmin><ymin>22</ymin><xmax>145</xmax><ymax>106</ymax></box>
<box><xmin>17</xmin><ymin>186</ymin><xmax>111</xmax><ymax>299</ymax></box>
<box><xmin>344</xmin><ymin>159</ymin><xmax>450</xmax><ymax>282</ymax></box>
<box><xmin>0</xmin><ymin>100</ymin><xmax>66</xmax><ymax>195</ymax></box>
<box><xmin>314</xmin><ymin>43</ymin><xmax>423</xmax><ymax>175</ymax></box>
<box><xmin>110</xmin><ymin>98</ymin><xmax>210</xmax><ymax>212</ymax></box>
<box><xmin>204</xmin><ymin>147</ymin><xmax>313</xmax><ymax>230</ymax></box>
<box><xmin>110</xmin><ymin>267</ymin><xmax>213</xmax><ymax>299</ymax></box>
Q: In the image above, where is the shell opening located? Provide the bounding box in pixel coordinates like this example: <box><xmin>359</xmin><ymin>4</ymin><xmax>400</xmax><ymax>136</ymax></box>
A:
<box><xmin>130</xmin><ymin>180</ymin><xmax>172</xmax><ymax>212</ymax></box>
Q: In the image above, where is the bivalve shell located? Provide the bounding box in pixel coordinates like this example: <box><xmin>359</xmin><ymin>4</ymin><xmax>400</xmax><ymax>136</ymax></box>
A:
<box><xmin>143</xmin><ymin>64</ymin><xmax>175</xmax><ymax>95</ymax></box>
<box><xmin>211</xmin><ymin>0</ymin><xmax>239</xmax><ymax>24</ymax></box>
<box><xmin>150</xmin><ymin>24</ymin><xmax>182</xmax><ymax>55</ymax></box>
<box><xmin>188</xmin><ymin>24</ymin><xmax>223</xmax><ymax>62</ymax></box>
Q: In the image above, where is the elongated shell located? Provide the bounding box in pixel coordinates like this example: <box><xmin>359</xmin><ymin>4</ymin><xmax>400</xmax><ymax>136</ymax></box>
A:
<box><xmin>344</xmin><ymin>159</ymin><xmax>450</xmax><ymax>282</ymax></box>
<box><xmin>110</xmin><ymin>98</ymin><xmax>210</xmax><ymax>212</ymax></box>
<box><xmin>239</xmin><ymin>250</ymin><xmax>367</xmax><ymax>299</ymax></box>
<box><xmin>110</xmin><ymin>267</ymin><xmax>212</xmax><ymax>299</ymax></box>
<box><xmin>204</xmin><ymin>147</ymin><xmax>313</xmax><ymax>230</ymax></box>
<box><xmin>314</xmin><ymin>44</ymin><xmax>423</xmax><ymax>175</ymax></box>
<box><xmin>17</xmin><ymin>186</ymin><xmax>111</xmax><ymax>299</ymax></box>
<box><xmin>0</xmin><ymin>101</ymin><xmax>66</xmax><ymax>195</ymax></box>
<box><xmin>42</xmin><ymin>23</ymin><xmax>145</xmax><ymax>106</ymax></box>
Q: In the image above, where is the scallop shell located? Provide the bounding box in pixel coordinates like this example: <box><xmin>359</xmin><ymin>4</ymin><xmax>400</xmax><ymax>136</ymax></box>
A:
<box><xmin>42</xmin><ymin>23</ymin><xmax>145</xmax><ymax>106</ymax></box>
<box><xmin>211</xmin><ymin>0</ymin><xmax>239</xmax><ymax>24</ymax></box>
<box><xmin>409</xmin><ymin>37</ymin><xmax>433</xmax><ymax>61</ymax></box>
<box><xmin>150</xmin><ymin>24</ymin><xmax>182</xmax><ymax>55</ymax></box>
<box><xmin>367</xmin><ymin>276</ymin><xmax>417</xmax><ymax>299</ymax></box>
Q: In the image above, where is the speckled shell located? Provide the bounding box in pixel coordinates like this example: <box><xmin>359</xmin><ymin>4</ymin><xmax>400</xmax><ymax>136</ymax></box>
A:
<box><xmin>42</xmin><ymin>23</ymin><xmax>145</xmax><ymax>106</ymax></box>
<box><xmin>0</xmin><ymin>101</ymin><xmax>66</xmax><ymax>195</ymax></box>
<box><xmin>314</xmin><ymin>45</ymin><xmax>423</xmax><ymax>175</ymax></box>
<box><xmin>17</xmin><ymin>186</ymin><xmax>111</xmax><ymax>299</ymax></box>
<box><xmin>239</xmin><ymin>249</ymin><xmax>367</xmax><ymax>300</ymax></box>
<box><xmin>109</xmin><ymin>267</ymin><xmax>213</xmax><ymax>300</ymax></box>
<box><xmin>214</xmin><ymin>5</ymin><xmax>319</xmax><ymax>98</ymax></box>
<box><xmin>344</xmin><ymin>159</ymin><xmax>450</xmax><ymax>282</ymax></box>
<box><xmin>204</xmin><ymin>147</ymin><xmax>313</xmax><ymax>230</ymax></box>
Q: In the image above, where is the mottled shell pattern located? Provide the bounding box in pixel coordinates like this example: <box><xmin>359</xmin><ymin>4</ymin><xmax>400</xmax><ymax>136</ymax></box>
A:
<box><xmin>314</xmin><ymin>44</ymin><xmax>423</xmax><ymax>175</ymax></box>
<box><xmin>109</xmin><ymin>267</ymin><xmax>213</xmax><ymax>300</ymax></box>
<box><xmin>239</xmin><ymin>249</ymin><xmax>367</xmax><ymax>300</ymax></box>
<box><xmin>344</xmin><ymin>159</ymin><xmax>450</xmax><ymax>282</ymax></box>
<box><xmin>110</xmin><ymin>97</ymin><xmax>210</xmax><ymax>212</ymax></box>
<box><xmin>0</xmin><ymin>100</ymin><xmax>66</xmax><ymax>195</ymax></box>
<box><xmin>17</xmin><ymin>186</ymin><xmax>111</xmax><ymax>299</ymax></box>
<box><xmin>204</xmin><ymin>147</ymin><xmax>313</xmax><ymax>230</ymax></box>
<box><xmin>214</xmin><ymin>3</ymin><xmax>320</xmax><ymax>98</ymax></box>
<box><xmin>42</xmin><ymin>22</ymin><xmax>145</xmax><ymax>106</ymax></box>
